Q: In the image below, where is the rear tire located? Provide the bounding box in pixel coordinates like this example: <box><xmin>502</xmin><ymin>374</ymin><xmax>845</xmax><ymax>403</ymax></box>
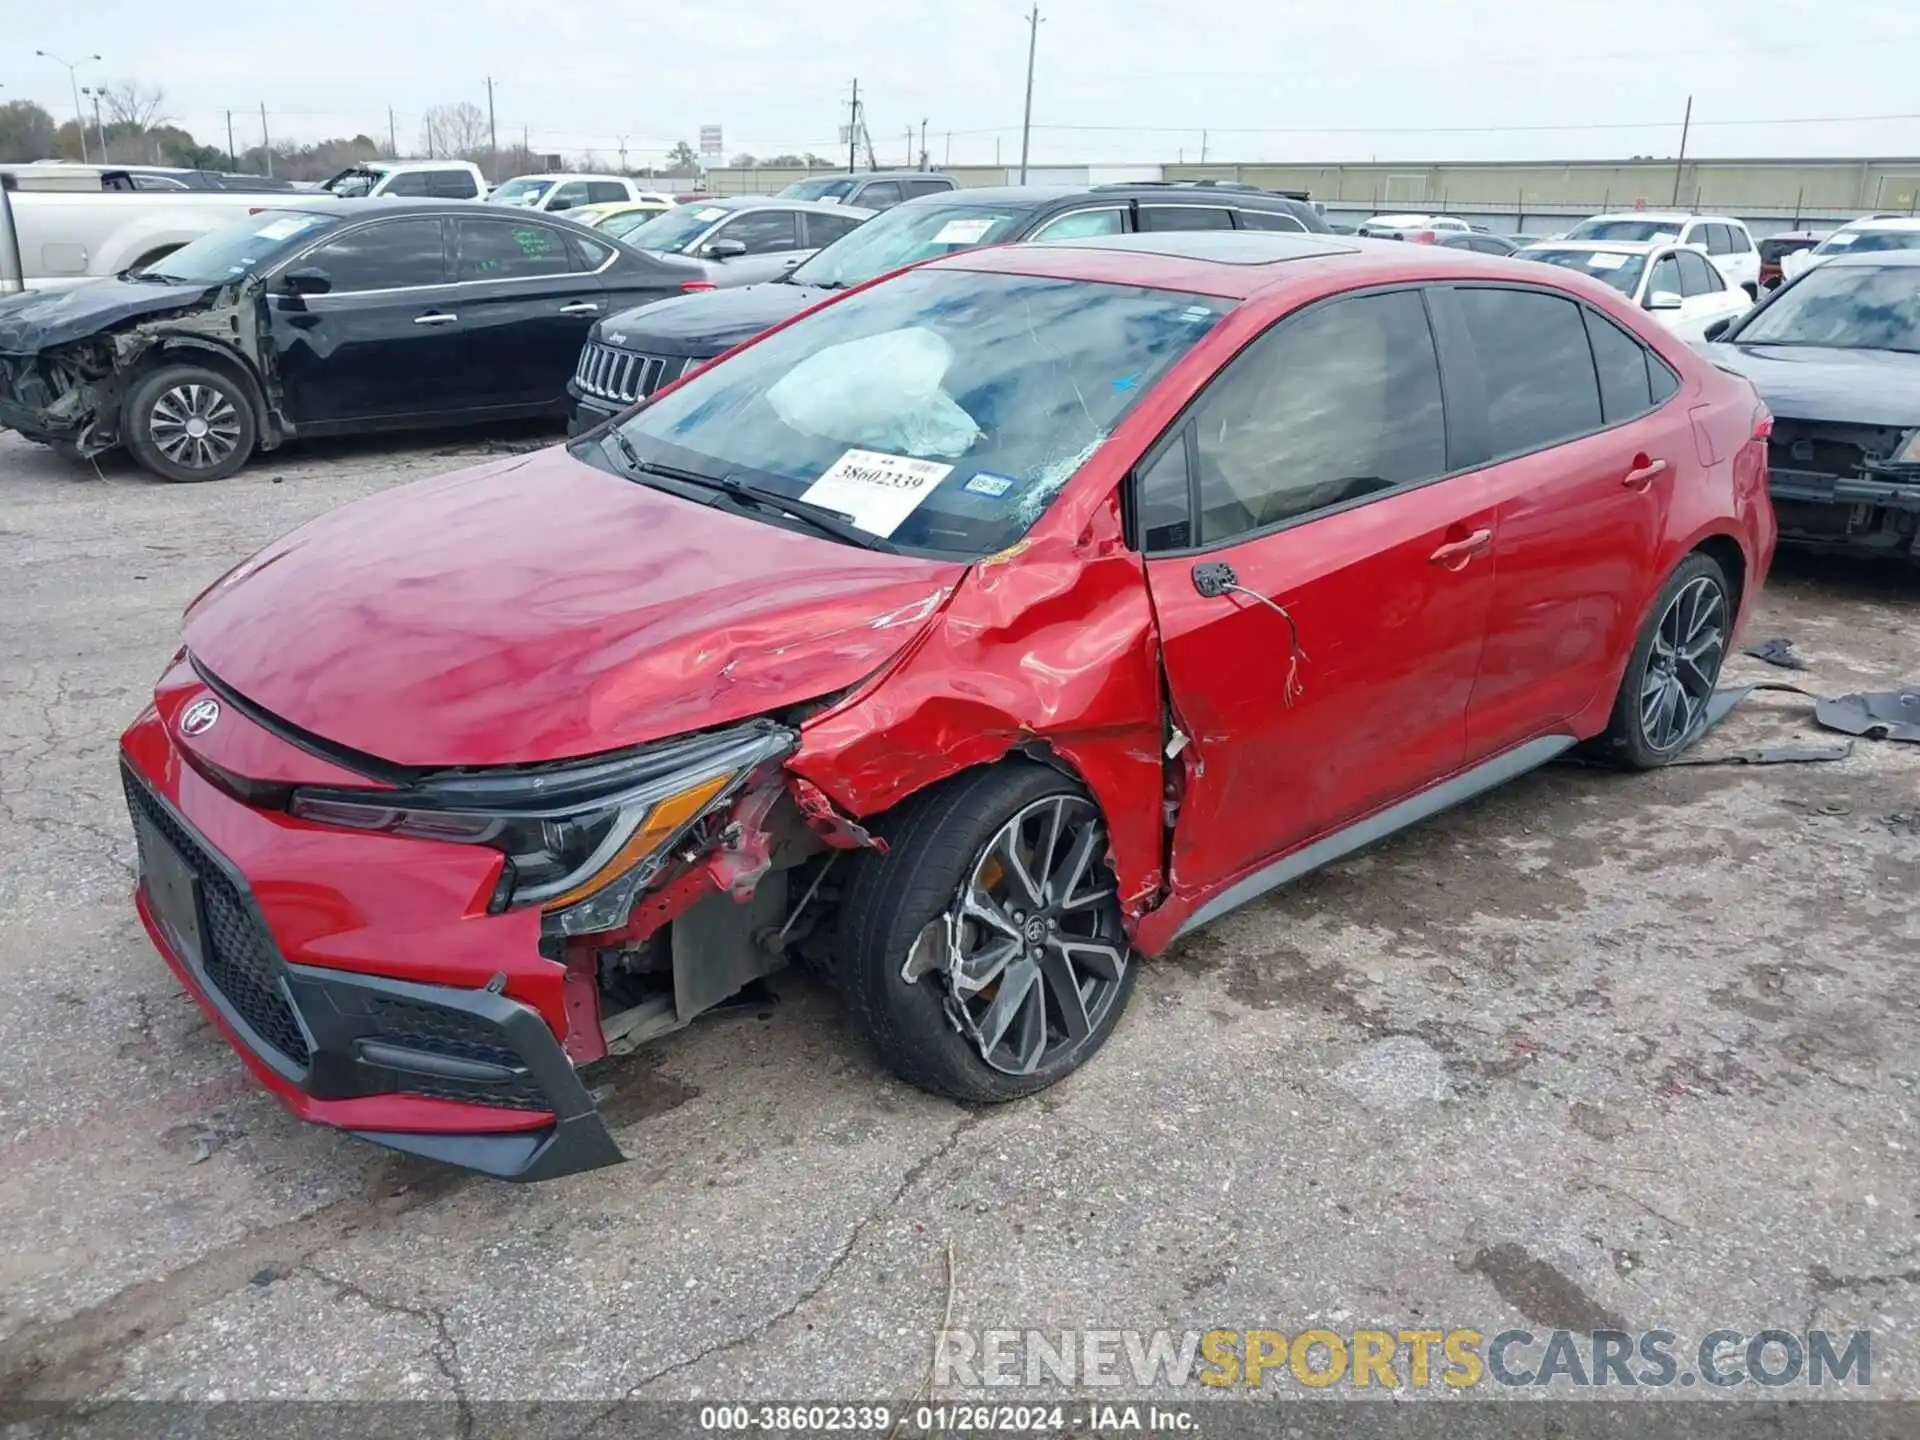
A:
<box><xmin>124</xmin><ymin>364</ymin><xmax>256</xmax><ymax>483</ymax></box>
<box><xmin>1593</xmin><ymin>553</ymin><xmax>1733</xmax><ymax>770</ymax></box>
<box><xmin>836</xmin><ymin>764</ymin><xmax>1138</xmax><ymax>1103</ymax></box>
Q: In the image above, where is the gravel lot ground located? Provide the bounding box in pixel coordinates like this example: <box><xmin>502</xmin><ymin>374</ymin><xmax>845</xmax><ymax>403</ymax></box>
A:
<box><xmin>1</xmin><ymin>427</ymin><xmax>1916</xmax><ymax>1419</ymax></box>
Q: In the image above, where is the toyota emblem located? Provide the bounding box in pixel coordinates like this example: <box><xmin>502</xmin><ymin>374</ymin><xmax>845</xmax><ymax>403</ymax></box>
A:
<box><xmin>179</xmin><ymin>698</ymin><xmax>221</xmax><ymax>738</ymax></box>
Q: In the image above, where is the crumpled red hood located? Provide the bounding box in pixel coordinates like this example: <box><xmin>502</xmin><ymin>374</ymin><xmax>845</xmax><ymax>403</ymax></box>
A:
<box><xmin>183</xmin><ymin>447</ymin><xmax>962</xmax><ymax>768</ymax></box>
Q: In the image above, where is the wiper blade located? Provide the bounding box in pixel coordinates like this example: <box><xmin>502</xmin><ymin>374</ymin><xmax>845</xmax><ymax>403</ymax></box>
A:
<box><xmin>604</xmin><ymin>440</ymin><xmax>897</xmax><ymax>552</ymax></box>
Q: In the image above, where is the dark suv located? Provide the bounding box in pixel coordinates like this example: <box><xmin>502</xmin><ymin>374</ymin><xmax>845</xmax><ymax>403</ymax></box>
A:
<box><xmin>569</xmin><ymin>182</ymin><xmax>1328</xmax><ymax>431</ymax></box>
<box><xmin>777</xmin><ymin>172</ymin><xmax>959</xmax><ymax>210</ymax></box>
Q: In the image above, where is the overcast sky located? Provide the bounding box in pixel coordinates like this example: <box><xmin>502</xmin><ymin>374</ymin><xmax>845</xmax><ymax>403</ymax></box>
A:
<box><xmin>10</xmin><ymin>0</ymin><xmax>1920</xmax><ymax>168</ymax></box>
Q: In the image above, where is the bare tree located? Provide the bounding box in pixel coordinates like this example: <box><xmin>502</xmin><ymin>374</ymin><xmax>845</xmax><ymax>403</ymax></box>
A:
<box><xmin>420</xmin><ymin>101</ymin><xmax>488</xmax><ymax>160</ymax></box>
<box><xmin>101</xmin><ymin>81</ymin><xmax>168</xmax><ymax>132</ymax></box>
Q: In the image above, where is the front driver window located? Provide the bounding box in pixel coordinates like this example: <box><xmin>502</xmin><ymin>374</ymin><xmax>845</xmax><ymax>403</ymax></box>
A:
<box><xmin>303</xmin><ymin>218</ymin><xmax>448</xmax><ymax>291</ymax></box>
<box><xmin>1188</xmin><ymin>290</ymin><xmax>1448</xmax><ymax>544</ymax></box>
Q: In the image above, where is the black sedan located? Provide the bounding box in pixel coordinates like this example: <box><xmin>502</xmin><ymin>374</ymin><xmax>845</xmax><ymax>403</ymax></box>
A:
<box><xmin>0</xmin><ymin>200</ymin><xmax>717</xmax><ymax>481</ymax></box>
<box><xmin>1702</xmin><ymin>251</ymin><xmax>1920</xmax><ymax>560</ymax></box>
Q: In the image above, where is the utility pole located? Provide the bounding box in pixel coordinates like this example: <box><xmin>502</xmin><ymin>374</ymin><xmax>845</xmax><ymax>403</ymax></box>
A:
<box><xmin>82</xmin><ymin>88</ymin><xmax>106</xmax><ymax>163</ymax></box>
<box><xmin>1200</xmin><ymin>130</ymin><xmax>1208</xmax><ymax>164</ymax></box>
<box><xmin>618</xmin><ymin>134</ymin><xmax>630</xmax><ymax>171</ymax></box>
<box><xmin>35</xmin><ymin>51</ymin><xmax>101</xmax><ymax>164</ymax></box>
<box><xmin>945</xmin><ymin>130</ymin><xmax>952</xmax><ymax>165</ymax></box>
<box><xmin>1672</xmin><ymin>94</ymin><xmax>1692</xmax><ymax>207</ymax></box>
<box><xmin>225</xmin><ymin>110</ymin><xmax>236</xmax><ymax>170</ymax></box>
<box><xmin>847</xmin><ymin>78</ymin><xmax>859</xmax><ymax>174</ymax></box>
<box><xmin>485</xmin><ymin>76</ymin><xmax>499</xmax><ymax>182</ymax></box>
<box><xmin>905</xmin><ymin>127</ymin><xmax>913</xmax><ymax>168</ymax></box>
<box><xmin>260</xmin><ymin>103</ymin><xmax>272</xmax><ymax>175</ymax></box>
<box><xmin>1017</xmin><ymin>4</ymin><xmax>1041</xmax><ymax>183</ymax></box>
<box><xmin>388</xmin><ymin>106</ymin><xmax>397</xmax><ymax>158</ymax></box>
<box><xmin>919</xmin><ymin>118</ymin><xmax>929</xmax><ymax>170</ymax></box>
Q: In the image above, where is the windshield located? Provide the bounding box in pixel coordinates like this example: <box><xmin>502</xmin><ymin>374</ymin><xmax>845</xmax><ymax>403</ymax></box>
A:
<box><xmin>600</xmin><ymin>208</ymin><xmax>665</xmax><ymax>239</ymax></box>
<box><xmin>609</xmin><ymin>268</ymin><xmax>1231</xmax><ymax>555</ymax></box>
<box><xmin>779</xmin><ymin>177</ymin><xmax>857</xmax><ymax>201</ymax></box>
<box><xmin>488</xmin><ymin>177</ymin><xmax>556</xmax><ymax>207</ymax></box>
<box><xmin>139</xmin><ymin>211</ymin><xmax>333</xmax><ymax>284</ymax></box>
<box><xmin>1519</xmin><ymin>247</ymin><xmax>1648</xmax><ymax>297</ymax></box>
<box><xmin>321</xmin><ymin>168</ymin><xmax>378</xmax><ymax>198</ymax></box>
<box><xmin>790</xmin><ymin>201</ymin><xmax>1027</xmax><ymax>289</ymax></box>
<box><xmin>1565</xmin><ymin>219</ymin><xmax>1684</xmax><ymax>245</ymax></box>
<box><xmin>620</xmin><ymin>204</ymin><xmax>732</xmax><ymax>254</ymax></box>
<box><xmin>1734</xmin><ymin>264</ymin><xmax>1920</xmax><ymax>352</ymax></box>
<box><xmin>1814</xmin><ymin>229</ymin><xmax>1920</xmax><ymax>258</ymax></box>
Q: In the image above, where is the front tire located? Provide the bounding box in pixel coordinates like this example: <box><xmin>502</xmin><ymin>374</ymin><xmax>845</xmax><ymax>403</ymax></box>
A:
<box><xmin>1594</xmin><ymin>553</ymin><xmax>1733</xmax><ymax>769</ymax></box>
<box><xmin>124</xmin><ymin>365</ymin><xmax>256</xmax><ymax>483</ymax></box>
<box><xmin>837</xmin><ymin>764</ymin><xmax>1138</xmax><ymax>1103</ymax></box>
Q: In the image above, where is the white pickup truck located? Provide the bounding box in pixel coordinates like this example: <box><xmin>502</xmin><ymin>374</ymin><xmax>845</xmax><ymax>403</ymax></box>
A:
<box><xmin>0</xmin><ymin>170</ymin><xmax>302</xmax><ymax>294</ymax></box>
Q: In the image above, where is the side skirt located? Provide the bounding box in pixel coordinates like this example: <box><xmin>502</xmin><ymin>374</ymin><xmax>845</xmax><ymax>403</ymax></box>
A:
<box><xmin>1171</xmin><ymin>734</ymin><xmax>1576</xmax><ymax>941</ymax></box>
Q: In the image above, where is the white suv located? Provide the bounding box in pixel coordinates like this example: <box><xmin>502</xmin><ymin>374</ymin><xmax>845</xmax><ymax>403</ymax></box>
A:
<box><xmin>1359</xmin><ymin>212</ymin><xmax>1471</xmax><ymax>237</ymax></box>
<box><xmin>1779</xmin><ymin>216</ymin><xmax>1920</xmax><ymax>284</ymax></box>
<box><xmin>486</xmin><ymin>174</ymin><xmax>672</xmax><ymax>213</ymax></box>
<box><xmin>1563</xmin><ymin>212</ymin><xmax>1760</xmax><ymax>296</ymax></box>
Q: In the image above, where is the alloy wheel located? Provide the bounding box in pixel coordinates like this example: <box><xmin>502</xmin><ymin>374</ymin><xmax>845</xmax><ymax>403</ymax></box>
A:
<box><xmin>1640</xmin><ymin>574</ymin><xmax>1728</xmax><ymax>753</ymax></box>
<box><xmin>912</xmin><ymin>795</ymin><xmax>1131</xmax><ymax>1076</ymax></box>
<box><xmin>148</xmin><ymin>384</ymin><xmax>243</xmax><ymax>472</ymax></box>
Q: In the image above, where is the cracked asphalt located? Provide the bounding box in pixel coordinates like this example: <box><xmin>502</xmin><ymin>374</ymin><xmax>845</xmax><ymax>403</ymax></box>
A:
<box><xmin>1</xmin><ymin>427</ymin><xmax>1916</xmax><ymax>1416</ymax></box>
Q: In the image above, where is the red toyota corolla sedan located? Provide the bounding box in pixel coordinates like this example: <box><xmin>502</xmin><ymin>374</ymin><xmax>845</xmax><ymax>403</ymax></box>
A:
<box><xmin>120</xmin><ymin>231</ymin><xmax>1775</xmax><ymax>1179</ymax></box>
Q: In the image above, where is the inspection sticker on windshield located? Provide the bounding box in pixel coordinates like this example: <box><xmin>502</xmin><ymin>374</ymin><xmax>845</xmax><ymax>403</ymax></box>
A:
<box><xmin>932</xmin><ymin>218</ymin><xmax>996</xmax><ymax>245</ymax></box>
<box><xmin>255</xmin><ymin>216</ymin><xmax>318</xmax><ymax>240</ymax></box>
<box><xmin>802</xmin><ymin>449</ymin><xmax>954</xmax><ymax>536</ymax></box>
<box><xmin>1586</xmin><ymin>251</ymin><xmax>1631</xmax><ymax>270</ymax></box>
<box><xmin>964</xmin><ymin>472</ymin><xmax>1016</xmax><ymax>498</ymax></box>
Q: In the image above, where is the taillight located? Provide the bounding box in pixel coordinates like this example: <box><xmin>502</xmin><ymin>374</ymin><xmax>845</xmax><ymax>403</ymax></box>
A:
<box><xmin>680</xmin><ymin>280</ymin><xmax>715</xmax><ymax>292</ymax></box>
<box><xmin>1408</xmin><ymin>230</ymin><xmax>1438</xmax><ymax>244</ymax></box>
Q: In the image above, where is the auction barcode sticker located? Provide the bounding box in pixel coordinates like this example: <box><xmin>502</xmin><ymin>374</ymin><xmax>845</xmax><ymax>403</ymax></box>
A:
<box><xmin>801</xmin><ymin>449</ymin><xmax>954</xmax><ymax>536</ymax></box>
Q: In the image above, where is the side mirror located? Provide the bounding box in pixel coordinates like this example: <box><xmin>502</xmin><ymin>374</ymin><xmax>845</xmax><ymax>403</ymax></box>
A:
<box><xmin>1702</xmin><ymin>317</ymin><xmax>1734</xmax><ymax>343</ymax></box>
<box><xmin>279</xmin><ymin>266</ymin><xmax>332</xmax><ymax>296</ymax></box>
<box><xmin>1646</xmin><ymin>290</ymin><xmax>1683</xmax><ymax>311</ymax></box>
<box><xmin>703</xmin><ymin>238</ymin><xmax>749</xmax><ymax>260</ymax></box>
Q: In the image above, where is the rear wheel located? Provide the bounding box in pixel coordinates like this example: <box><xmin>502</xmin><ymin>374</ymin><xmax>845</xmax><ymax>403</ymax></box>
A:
<box><xmin>1594</xmin><ymin>553</ymin><xmax>1733</xmax><ymax>769</ymax></box>
<box><xmin>837</xmin><ymin>764</ymin><xmax>1137</xmax><ymax>1102</ymax></box>
<box><xmin>124</xmin><ymin>364</ymin><xmax>256</xmax><ymax>483</ymax></box>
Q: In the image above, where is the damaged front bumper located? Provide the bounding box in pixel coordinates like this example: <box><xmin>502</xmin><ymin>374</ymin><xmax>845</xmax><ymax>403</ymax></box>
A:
<box><xmin>0</xmin><ymin>351</ymin><xmax>114</xmax><ymax>454</ymax></box>
<box><xmin>1768</xmin><ymin>420</ymin><xmax>1920</xmax><ymax>558</ymax></box>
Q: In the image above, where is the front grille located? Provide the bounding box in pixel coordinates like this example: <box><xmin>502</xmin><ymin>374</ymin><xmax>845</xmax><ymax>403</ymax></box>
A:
<box><xmin>122</xmin><ymin>770</ymin><xmax>312</xmax><ymax>1068</ymax></box>
<box><xmin>358</xmin><ymin>992</ymin><xmax>551</xmax><ymax>1111</ymax></box>
<box><xmin>573</xmin><ymin>342</ymin><xmax>690</xmax><ymax>404</ymax></box>
<box><xmin>1768</xmin><ymin>419</ymin><xmax>1907</xmax><ymax>485</ymax></box>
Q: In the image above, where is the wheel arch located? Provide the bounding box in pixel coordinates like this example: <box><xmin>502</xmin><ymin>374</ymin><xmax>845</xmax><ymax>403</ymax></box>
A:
<box><xmin>130</xmin><ymin>341</ymin><xmax>276</xmax><ymax>449</ymax></box>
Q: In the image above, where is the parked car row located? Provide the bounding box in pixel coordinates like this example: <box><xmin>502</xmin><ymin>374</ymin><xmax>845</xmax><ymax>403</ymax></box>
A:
<box><xmin>118</xmin><ymin>221</ymin><xmax>1779</xmax><ymax>1177</ymax></box>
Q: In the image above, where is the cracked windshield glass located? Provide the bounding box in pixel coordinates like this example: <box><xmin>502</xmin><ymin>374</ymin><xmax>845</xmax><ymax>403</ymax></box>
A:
<box><xmin>608</xmin><ymin>267</ymin><xmax>1231</xmax><ymax>554</ymax></box>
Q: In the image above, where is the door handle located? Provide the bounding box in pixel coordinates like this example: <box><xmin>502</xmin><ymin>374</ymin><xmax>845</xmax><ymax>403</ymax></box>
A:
<box><xmin>1623</xmin><ymin>457</ymin><xmax>1669</xmax><ymax>490</ymax></box>
<box><xmin>413</xmin><ymin>312</ymin><xmax>458</xmax><ymax>326</ymax></box>
<box><xmin>559</xmin><ymin>301</ymin><xmax>601</xmax><ymax>315</ymax></box>
<box><xmin>1428</xmin><ymin>527</ymin><xmax>1493</xmax><ymax>568</ymax></box>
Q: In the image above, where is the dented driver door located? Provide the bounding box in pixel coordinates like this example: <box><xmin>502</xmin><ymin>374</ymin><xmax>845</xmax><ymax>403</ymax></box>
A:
<box><xmin>1134</xmin><ymin>288</ymin><xmax>1499</xmax><ymax>909</ymax></box>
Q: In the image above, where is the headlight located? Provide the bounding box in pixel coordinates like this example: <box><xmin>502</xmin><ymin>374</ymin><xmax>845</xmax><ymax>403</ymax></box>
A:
<box><xmin>1893</xmin><ymin>429</ymin><xmax>1920</xmax><ymax>464</ymax></box>
<box><xmin>289</xmin><ymin>721</ymin><xmax>795</xmax><ymax>935</ymax></box>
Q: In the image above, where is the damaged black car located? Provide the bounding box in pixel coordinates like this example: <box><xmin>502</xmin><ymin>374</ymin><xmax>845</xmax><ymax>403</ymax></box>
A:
<box><xmin>1702</xmin><ymin>250</ymin><xmax>1920</xmax><ymax>560</ymax></box>
<box><xmin>0</xmin><ymin>200</ymin><xmax>715</xmax><ymax>482</ymax></box>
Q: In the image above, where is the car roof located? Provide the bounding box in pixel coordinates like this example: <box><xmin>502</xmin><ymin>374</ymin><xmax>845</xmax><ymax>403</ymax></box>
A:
<box><xmin>1840</xmin><ymin>216</ymin><xmax>1920</xmax><ymax>232</ymax></box>
<box><xmin>1522</xmin><ymin>238</ymin><xmax>1663</xmax><ymax>254</ymax></box>
<box><xmin>937</xmin><ymin>230</ymin><xmax>1660</xmax><ymax>306</ymax></box>
<box><xmin>504</xmin><ymin>172</ymin><xmax>628</xmax><ymax>183</ymax></box>
<box><xmin>1581</xmin><ymin>211</ymin><xmax>1734</xmax><ymax>224</ymax></box>
<box><xmin>252</xmin><ymin>198</ymin><xmax>533</xmax><ymax>219</ymax></box>
<box><xmin>684</xmin><ymin>195</ymin><xmax>875</xmax><ymax>217</ymax></box>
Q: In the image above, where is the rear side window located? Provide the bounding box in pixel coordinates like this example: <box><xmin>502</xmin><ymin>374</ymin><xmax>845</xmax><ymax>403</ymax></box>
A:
<box><xmin>715</xmin><ymin>209</ymin><xmax>800</xmax><ymax>254</ymax></box>
<box><xmin>567</xmin><ymin>232</ymin><xmax>613</xmax><ymax>272</ymax></box>
<box><xmin>858</xmin><ymin>180</ymin><xmax>903</xmax><ymax>209</ymax></box>
<box><xmin>805</xmin><ymin>211</ymin><xmax>865</xmax><ymax>247</ymax></box>
<box><xmin>1187</xmin><ymin>289</ymin><xmax>1448</xmax><ymax>543</ymax></box>
<box><xmin>1454</xmin><ymin>287</ymin><xmax>1602</xmax><ymax>457</ymax></box>
<box><xmin>1233</xmin><ymin>208</ymin><xmax>1306</xmax><ymax>232</ymax></box>
<box><xmin>904</xmin><ymin>178</ymin><xmax>954</xmax><ymax>198</ymax></box>
<box><xmin>1677</xmin><ymin>250</ymin><xmax>1718</xmax><ymax>296</ymax></box>
<box><xmin>586</xmin><ymin>181</ymin><xmax>628</xmax><ymax>204</ymax></box>
<box><xmin>1725</xmin><ymin>224</ymin><xmax>1752</xmax><ymax>253</ymax></box>
<box><xmin>1702</xmin><ymin>224</ymin><xmax>1730</xmax><ymax>255</ymax></box>
<box><xmin>1141</xmin><ymin>205</ymin><xmax>1234</xmax><ymax>232</ymax></box>
<box><xmin>455</xmin><ymin>218</ymin><xmax>571</xmax><ymax>279</ymax></box>
<box><xmin>382</xmin><ymin>170</ymin><xmax>431</xmax><ymax>197</ymax></box>
<box><xmin>303</xmin><ymin>217</ymin><xmax>447</xmax><ymax>291</ymax></box>
<box><xmin>1583</xmin><ymin>310</ymin><xmax>1656</xmax><ymax>423</ymax></box>
<box><xmin>427</xmin><ymin>170</ymin><xmax>479</xmax><ymax>198</ymax></box>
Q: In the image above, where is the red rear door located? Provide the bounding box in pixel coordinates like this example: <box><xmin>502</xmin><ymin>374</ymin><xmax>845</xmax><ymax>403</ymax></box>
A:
<box><xmin>1435</xmin><ymin>287</ymin><xmax>1677</xmax><ymax>759</ymax></box>
<box><xmin>1135</xmin><ymin>288</ymin><xmax>1499</xmax><ymax>897</ymax></box>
